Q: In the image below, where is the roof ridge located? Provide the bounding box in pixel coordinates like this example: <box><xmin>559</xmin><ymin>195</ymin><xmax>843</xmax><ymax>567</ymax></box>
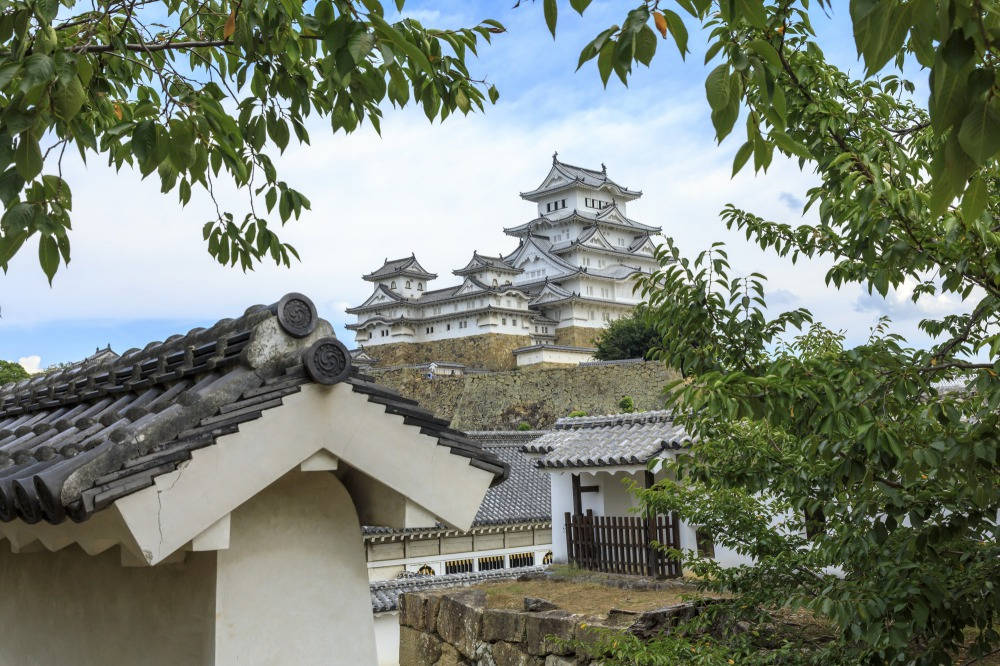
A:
<box><xmin>553</xmin><ymin>409</ymin><xmax>675</xmax><ymax>429</ymax></box>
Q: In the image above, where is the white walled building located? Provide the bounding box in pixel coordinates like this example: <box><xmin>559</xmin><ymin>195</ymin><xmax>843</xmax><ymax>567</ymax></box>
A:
<box><xmin>347</xmin><ymin>155</ymin><xmax>663</xmax><ymax>359</ymax></box>
<box><xmin>0</xmin><ymin>294</ymin><xmax>506</xmax><ymax>666</ymax></box>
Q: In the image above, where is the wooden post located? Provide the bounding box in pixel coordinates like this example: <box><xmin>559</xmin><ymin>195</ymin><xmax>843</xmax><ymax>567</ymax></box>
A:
<box><xmin>572</xmin><ymin>474</ymin><xmax>583</xmax><ymax>516</ymax></box>
<box><xmin>643</xmin><ymin>470</ymin><xmax>659</xmax><ymax>577</ymax></box>
<box><xmin>670</xmin><ymin>511</ymin><xmax>681</xmax><ymax>578</ymax></box>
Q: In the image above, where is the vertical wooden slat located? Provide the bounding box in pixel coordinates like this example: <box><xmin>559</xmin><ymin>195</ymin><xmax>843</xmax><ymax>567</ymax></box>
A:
<box><xmin>615</xmin><ymin>516</ymin><xmax>625</xmax><ymax>573</ymax></box>
<box><xmin>670</xmin><ymin>511</ymin><xmax>681</xmax><ymax>578</ymax></box>
<box><xmin>657</xmin><ymin>515</ymin><xmax>666</xmax><ymax>578</ymax></box>
<box><xmin>628</xmin><ymin>516</ymin><xmax>636</xmax><ymax>574</ymax></box>
<box><xmin>585</xmin><ymin>509</ymin><xmax>594</xmax><ymax>571</ymax></box>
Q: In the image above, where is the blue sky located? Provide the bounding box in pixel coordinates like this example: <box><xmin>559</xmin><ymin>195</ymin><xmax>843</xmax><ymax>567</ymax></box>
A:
<box><xmin>0</xmin><ymin>2</ymin><xmax>958</xmax><ymax>371</ymax></box>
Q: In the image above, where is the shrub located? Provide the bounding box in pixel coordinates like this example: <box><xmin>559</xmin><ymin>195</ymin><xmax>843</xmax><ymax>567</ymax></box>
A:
<box><xmin>567</xmin><ymin>410</ymin><xmax>587</xmax><ymax>418</ymax></box>
<box><xmin>516</xmin><ymin>421</ymin><xmax>532</xmax><ymax>431</ymax></box>
<box><xmin>618</xmin><ymin>396</ymin><xmax>635</xmax><ymax>413</ymax></box>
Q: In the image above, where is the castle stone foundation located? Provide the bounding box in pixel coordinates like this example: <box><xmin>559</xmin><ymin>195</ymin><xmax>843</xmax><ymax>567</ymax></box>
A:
<box><xmin>364</xmin><ymin>333</ymin><xmax>532</xmax><ymax>371</ymax></box>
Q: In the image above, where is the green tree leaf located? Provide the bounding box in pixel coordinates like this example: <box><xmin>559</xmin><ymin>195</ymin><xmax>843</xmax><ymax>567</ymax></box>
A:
<box><xmin>38</xmin><ymin>233</ymin><xmax>59</xmax><ymax>284</ymax></box>
<box><xmin>543</xmin><ymin>0</ymin><xmax>557</xmax><ymax>38</ymax></box>
<box><xmin>14</xmin><ymin>135</ymin><xmax>42</xmax><ymax>181</ymax></box>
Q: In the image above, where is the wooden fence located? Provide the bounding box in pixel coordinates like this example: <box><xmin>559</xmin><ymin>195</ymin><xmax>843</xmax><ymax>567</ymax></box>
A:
<box><xmin>564</xmin><ymin>510</ymin><xmax>681</xmax><ymax>578</ymax></box>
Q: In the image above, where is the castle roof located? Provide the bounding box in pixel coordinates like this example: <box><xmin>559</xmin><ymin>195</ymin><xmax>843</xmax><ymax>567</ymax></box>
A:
<box><xmin>520</xmin><ymin>155</ymin><xmax>642</xmax><ymax>203</ymax></box>
<box><xmin>504</xmin><ymin>207</ymin><xmax>661</xmax><ymax>238</ymax></box>
<box><xmin>529</xmin><ymin>410</ymin><xmax>688</xmax><ymax>469</ymax></box>
<box><xmin>363</xmin><ymin>255</ymin><xmax>437</xmax><ymax>282</ymax></box>
<box><xmin>453</xmin><ymin>252</ymin><xmax>522</xmax><ymax>277</ymax></box>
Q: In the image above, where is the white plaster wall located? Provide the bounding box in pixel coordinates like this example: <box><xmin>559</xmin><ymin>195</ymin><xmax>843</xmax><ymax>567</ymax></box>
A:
<box><xmin>550</xmin><ymin>472</ymin><xmax>573</xmax><ymax>563</ymax></box>
<box><xmin>598</xmin><ymin>470</ymin><xmax>644</xmax><ymax>516</ymax></box>
<box><xmin>214</xmin><ymin>471</ymin><xmax>377</xmax><ymax>666</ymax></box>
<box><xmin>515</xmin><ymin>347</ymin><xmax>593</xmax><ymax>367</ymax></box>
<box><xmin>0</xmin><ymin>545</ymin><xmax>216</xmax><ymax>666</ymax></box>
<box><xmin>374</xmin><ymin>612</ymin><xmax>401</xmax><ymax>666</ymax></box>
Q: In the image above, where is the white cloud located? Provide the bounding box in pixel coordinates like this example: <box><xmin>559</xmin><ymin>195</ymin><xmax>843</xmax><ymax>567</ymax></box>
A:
<box><xmin>18</xmin><ymin>355</ymin><xmax>42</xmax><ymax>374</ymax></box>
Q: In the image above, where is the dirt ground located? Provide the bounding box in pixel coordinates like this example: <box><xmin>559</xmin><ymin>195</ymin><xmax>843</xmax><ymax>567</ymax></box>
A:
<box><xmin>475</xmin><ymin>579</ymin><xmax>698</xmax><ymax>617</ymax></box>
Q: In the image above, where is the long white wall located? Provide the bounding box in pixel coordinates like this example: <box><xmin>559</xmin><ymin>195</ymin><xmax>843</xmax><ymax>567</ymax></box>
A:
<box><xmin>0</xmin><ymin>545</ymin><xmax>217</xmax><ymax>665</ymax></box>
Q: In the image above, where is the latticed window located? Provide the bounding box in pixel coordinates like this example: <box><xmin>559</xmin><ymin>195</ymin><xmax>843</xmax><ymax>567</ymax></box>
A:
<box><xmin>445</xmin><ymin>558</ymin><xmax>473</xmax><ymax>574</ymax></box>
<box><xmin>478</xmin><ymin>555</ymin><xmax>504</xmax><ymax>571</ymax></box>
<box><xmin>509</xmin><ymin>552</ymin><xmax>535</xmax><ymax>568</ymax></box>
<box><xmin>417</xmin><ymin>565</ymin><xmax>435</xmax><ymax>576</ymax></box>
<box><xmin>542</xmin><ymin>551</ymin><xmax>553</xmax><ymax>565</ymax></box>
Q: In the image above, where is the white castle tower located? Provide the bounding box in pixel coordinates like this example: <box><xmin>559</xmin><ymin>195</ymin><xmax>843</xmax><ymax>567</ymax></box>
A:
<box><xmin>346</xmin><ymin>154</ymin><xmax>662</xmax><ymax>369</ymax></box>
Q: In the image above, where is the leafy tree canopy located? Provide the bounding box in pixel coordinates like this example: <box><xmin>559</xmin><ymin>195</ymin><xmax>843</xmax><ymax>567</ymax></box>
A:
<box><xmin>537</xmin><ymin>0</ymin><xmax>999</xmax><ymax>663</ymax></box>
<box><xmin>0</xmin><ymin>0</ymin><xmax>503</xmax><ymax>281</ymax></box>
<box><xmin>593</xmin><ymin>306</ymin><xmax>660</xmax><ymax>361</ymax></box>
<box><xmin>0</xmin><ymin>359</ymin><xmax>28</xmax><ymax>384</ymax></box>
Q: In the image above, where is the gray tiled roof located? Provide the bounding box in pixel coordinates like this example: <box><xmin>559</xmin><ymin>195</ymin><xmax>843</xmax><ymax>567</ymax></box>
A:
<box><xmin>0</xmin><ymin>294</ymin><xmax>506</xmax><ymax>525</ymax></box>
<box><xmin>371</xmin><ymin>566</ymin><xmax>546</xmax><ymax>613</ymax></box>
<box><xmin>469</xmin><ymin>432</ymin><xmax>551</xmax><ymax>525</ymax></box>
<box><xmin>533</xmin><ymin>411</ymin><xmax>688</xmax><ymax>469</ymax></box>
<box><xmin>362</xmin><ymin>432</ymin><xmax>550</xmax><ymax>536</ymax></box>
<box><xmin>504</xmin><ymin>210</ymin><xmax>661</xmax><ymax>237</ymax></box>
<box><xmin>363</xmin><ymin>255</ymin><xmax>437</xmax><ymax>281</ymax></box>
<box><xmin>454</xmin><ymin>252</ymin><xmax>522</xmax><ymax>276</ymax></box>
<box><xmin>520</xmin><ymin>157</ymin><xmax>641</xmax><ymax>201</ymax></box>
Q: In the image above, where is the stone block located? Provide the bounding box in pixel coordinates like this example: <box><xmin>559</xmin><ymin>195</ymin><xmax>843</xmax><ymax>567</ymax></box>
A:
<box><xmin>436</xmin><ymin>591</ymin><xmax>486</xmax><ymax>659</ymax></box>
<box><xmin>493</xmin><ymin>641</ymin><xmax>544</xmax><ymax>666</ymax></box>
<box><xmin>483</xmin><ymin>608</ymin><xmax>527</xmax><ymax>642</ymax></box>
<box><xmin>399</xmin><ymin>626</ymin><xmax>442</xmax><ymax>666</ymax></box>
<box><xmin>434</xmin><ymin>642</ymin><xmax>467</xmax><ymax>666</ymax></box>
<box><xmin>399</xmin><ymin>593</ymin><xmax>424</xmax><ymax>630</ymax></box>
<box><xmin>628</xmin><ymin>602</ymin><xmax>702</xmax><ymax>640</ymax></box>
<box><xmin>423</xmin><ymin>593</ymin><xmax>443</xmax><ymax>634</ymax></box>
<box><xmin>524</xmin><ymin>611</ymin><xmax>578</xmax><ymax>656</ymax></box>
<box><xmin>544</xmin><ymin>656</ymin><xmax>578</xmax><ymax>666</ymax></box>
<box><xmin>524</xmin><ymin>597</ymin><xmax>558</xmax><ymax>612</ymax></box>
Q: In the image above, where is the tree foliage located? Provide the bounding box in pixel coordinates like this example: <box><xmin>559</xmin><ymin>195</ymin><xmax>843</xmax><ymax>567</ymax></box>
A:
<box><xmin>0</xmin><ymin>359</ymin><xmax>28</xmax><ymax>384</ymax></box>
<box><xmin>593</xmin><ymin>305</ymin><xmax>661</xmax><ymax>361</ymax></box>
<box><xmin>0</xmin><ymin>0</ymin><xmax>503</xmax><ymax>281</ymax></box>
<box><xmin>536</xmin><ymin>0</ymin><xmax>1000</xmax><ymax>663</ymax></box>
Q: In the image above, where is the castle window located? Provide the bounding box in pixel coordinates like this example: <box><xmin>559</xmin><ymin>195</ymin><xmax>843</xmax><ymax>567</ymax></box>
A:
<box><xmin>390</xmin><ymin>281</ymin><xmax>396</xmax><ymax>289</ymax></box>
<box><xmin>446</xmin><ymin>324</ymin><xmax>451</xmax><ymax>331</ymax></box>
<box><xmin>417</xmin><ymin>565</ymin><xmax>435</xmax><ymax>576</ymax></box>
<box><xmin>478</xmin><ymin>555</ymin><xmax>504</xmax><ymax>571</ymax></box>
<box><xmin>511</xmin><ymin>318</ymin><xmax>517</xmax><ymax>326</ymax></box>
<box><xmin>509</xmin><ymin>552</ymin><xmax>535</xmax><ymax>568</ymax></box>
<box><xmin>542</xmin><ymin>551</ymin><xmax>553</xmax><ymax>565</ymax></box>
<box><xmin>445</xmin><ymin>558</ymin><xmax>473</xmax><ymax>574</ymax></box>
<box><xmin>418</xmin><ymin>283</ymin><xmax>424</xmax><ymax>291</ymax></box>
<box><xmin>406</xmin><ymin>280</ymin><xmax>411</xmax><ymax>289</ymax></box>
<box><xmin>502</xmin><ymin>317</ymin><xmax>507</xmax><ymax>325</ymax></box>
<box><xmin>492</xmin><ymin>278</ymin><xmax>498</xmax><ymax>287</ymax></box>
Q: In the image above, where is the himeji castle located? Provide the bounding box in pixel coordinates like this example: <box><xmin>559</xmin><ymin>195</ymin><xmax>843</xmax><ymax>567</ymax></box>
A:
<box><xmin>346</xmin><ymin>155</ymin><xmax>662</xmax><ymax>370</ymax></box>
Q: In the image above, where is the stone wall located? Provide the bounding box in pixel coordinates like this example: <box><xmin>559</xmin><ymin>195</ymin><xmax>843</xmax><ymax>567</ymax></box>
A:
<box><xmin>553</xmin><ymin>326</ymin><xmax>601</xmax><ymax>348</ymax></box>
<box><xmin>371</xmin><ymin>362</ymin><xmax>677</xmax><ymax>430</ymax></box>
<box><xmin>398</xmin><ymin>587</ymin><xmax>704</xmax><ymax>666</ymax></box>
<box><xmin>398</xmin><ymin>589</ymin><xmax>596</xmax><ymax>666</ymax></box>
<box><xmin>364</xmin><ymin>334</ymin><xmax>532</xmax><ymax>371</ymax></box>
